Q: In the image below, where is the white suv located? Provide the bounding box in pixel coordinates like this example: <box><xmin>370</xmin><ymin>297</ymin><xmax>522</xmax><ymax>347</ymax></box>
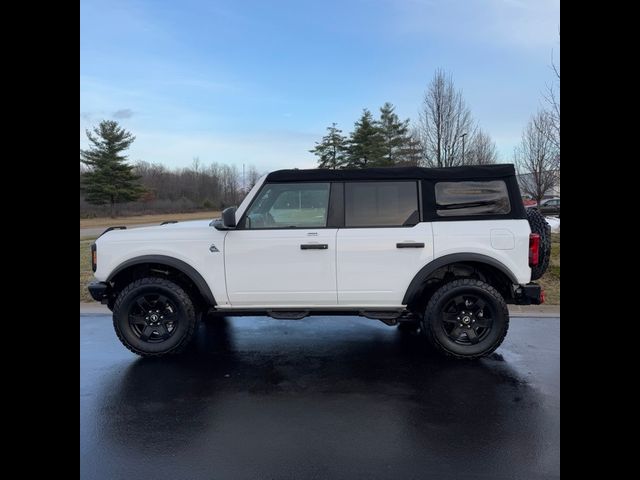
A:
<box><xmin>88</xmin><ymin>165</ymin><xmax>550</xmax><ymax>359</ymax></box>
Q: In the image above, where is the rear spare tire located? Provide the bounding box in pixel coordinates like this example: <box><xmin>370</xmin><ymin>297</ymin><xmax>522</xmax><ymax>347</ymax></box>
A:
<box><xmin>526</xmin><ymin>208</ymin><xmax>551</xmax><ymax>280</ymax></box>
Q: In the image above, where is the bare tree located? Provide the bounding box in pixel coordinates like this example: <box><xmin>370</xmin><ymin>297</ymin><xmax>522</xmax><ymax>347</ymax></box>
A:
<box><xmin>515</xmin><ymin>110</ymin><xmax>559</xmax><ymax>204</ymax></box>
<box><xmin>467</xmin><ymin>129</ymin><xmax>498</xmax><ymax>165</ymax></box>
<box><xmin>543</xmin><ymin>51</ymin><xmax>560</xmax><ymax>163</ymax></box>
<box><xmin>418</xmin><ymin>69</ymin><xmax>476</xmax><ymax>167</ymax></box>
<box><xmin>246</xmin><ymin>165</ymin><xmax>262</xmax><ymax>190</ymax></box>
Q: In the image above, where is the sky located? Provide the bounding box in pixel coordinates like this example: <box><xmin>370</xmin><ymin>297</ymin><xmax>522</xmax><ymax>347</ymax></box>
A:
<box><xmin>80</xmin><ymin>0</ymin><xmax>560</xmax><ymax>172</ymax></box>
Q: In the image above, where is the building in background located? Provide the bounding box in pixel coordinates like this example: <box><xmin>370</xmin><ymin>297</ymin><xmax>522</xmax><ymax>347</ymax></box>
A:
<box><xmin>517</xmin><ymin>170</ymin><xmax>560</xmax><ymax>200</ymax></box>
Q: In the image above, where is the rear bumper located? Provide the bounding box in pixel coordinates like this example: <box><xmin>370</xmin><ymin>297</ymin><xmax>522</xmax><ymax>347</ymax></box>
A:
<box><xmin>88</xmin><ymin>281</ymin><xmax>110</xmax><ymax>304</ymax></box>
<box><xmin>514</xmin><ymin>283</ymin><xmax>544</xmax><ymax>305</ymax></box>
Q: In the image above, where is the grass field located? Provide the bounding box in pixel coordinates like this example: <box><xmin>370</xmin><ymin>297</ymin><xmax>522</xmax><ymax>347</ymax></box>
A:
<box><xmin>538</xmin><ymin>233</ymin><xmax>560</xmax><ymax>305</ymax></box>
<box><xmin>80</xmin><ymin>211</ymin><xmax>220</xmax><ymax>229</ymax></box>
<box><xmin>80</xmin><ymin>237</ymin><xmax>97</xmax><ymax>302</ymax></box>
<box><xmin>80</xmin><ymin>232</ymin><xmax>560</xmax><ymax>305</ymax></box>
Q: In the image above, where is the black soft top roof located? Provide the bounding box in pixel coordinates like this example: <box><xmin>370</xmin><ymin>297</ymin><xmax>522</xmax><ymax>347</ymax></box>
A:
<box><xmin>266</xmin><ymin>164</ymin><xmax>516</xmax><ymax>182</ymax></box>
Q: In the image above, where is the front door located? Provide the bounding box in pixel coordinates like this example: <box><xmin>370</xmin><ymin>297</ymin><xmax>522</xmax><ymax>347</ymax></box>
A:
<box><xmin>224</xmin><ymin>182</ymin><xmax>338</xmax><ymax>306</ymax></box>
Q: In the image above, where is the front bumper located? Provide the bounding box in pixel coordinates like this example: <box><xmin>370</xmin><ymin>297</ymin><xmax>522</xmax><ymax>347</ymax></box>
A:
<box><xmin>88</xmin><ymin>281</ymin><xmax>110</xmax><ymax>304</ymax></box>
<box><xmin>514</xmin><ymin>283</ymin><xmax>544</xmax><ymax>305</ymax></box>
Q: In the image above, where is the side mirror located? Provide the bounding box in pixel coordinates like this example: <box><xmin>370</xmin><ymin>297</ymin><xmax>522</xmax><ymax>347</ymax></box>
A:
<box><xmin>223</xmin><ymin>207</ymin><xmax>237</xmax><ymax>228</ymax></box>
<box><xmin>214</xmin><ymin>207</ymin><xmax>237</xmax><ymax>230</ymax></box>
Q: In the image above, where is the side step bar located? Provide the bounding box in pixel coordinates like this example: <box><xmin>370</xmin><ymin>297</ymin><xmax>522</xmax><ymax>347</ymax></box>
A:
<box><xmin>212</xmin><ymin>308</ymin><xmax>419</xmax><ymax>325</ymax></box>
<box><xmin>360</xmin><ymin>310</ymin><xmax>418</xmax><ymax>325</ymax></box>
<box><xmin>267</xmin><ymin>310</ymin><xmax>310</xmax><ymax>320</ymax></box>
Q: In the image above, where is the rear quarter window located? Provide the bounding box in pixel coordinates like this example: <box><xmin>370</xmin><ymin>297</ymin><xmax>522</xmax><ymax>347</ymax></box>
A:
<box><xmin>435</xmin><ymin>180</ymin><xmax>511</xmax><ymax>217</ymax></box>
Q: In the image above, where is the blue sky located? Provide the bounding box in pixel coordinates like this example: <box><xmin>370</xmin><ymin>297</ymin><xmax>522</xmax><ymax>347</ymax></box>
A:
<box><xmin>80</xmin><ymin>0</ymin><xmax>559</xmax><ymax>172</ymax></box>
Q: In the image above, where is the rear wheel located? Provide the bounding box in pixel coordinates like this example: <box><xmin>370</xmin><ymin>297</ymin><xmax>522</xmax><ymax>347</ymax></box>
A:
<box><xmin>422</xmin><ymin>279</ymin><xmax>509</xmax><ymax>359</ymax></box>
<box><xmin>112</xmin><ymin>277</ymin><xmax>200</xmax><ymax>357</ymax></box>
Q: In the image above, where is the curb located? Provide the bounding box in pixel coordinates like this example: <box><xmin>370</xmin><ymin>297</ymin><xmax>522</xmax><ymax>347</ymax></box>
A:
<box><xmin>507</xmin><ymin>305</ymin><xmax>560</xmax><ymax>317</ymax></box>
<box><xmin>80</xmin><ymin>303</ymin><xmax>111</xmax><ymax>314</ymax></box>
<box><xmin>80</xmin><ymin>302</ymin><xmax>559</xmax><ymax>317</ymax></box>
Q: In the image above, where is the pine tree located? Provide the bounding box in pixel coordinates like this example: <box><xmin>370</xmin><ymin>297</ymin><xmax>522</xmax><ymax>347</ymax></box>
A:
<box><xmin>396</xmin><ymin>129</ymin><xmax>424</xmax><ymax>166</ymax></box>
<box><xmin>80</xmin><ymin>120</ymin><xmax>145</xmax><ymax>217</ymax></box>
<box><xmin>346</xmin><ymin>109</ymin><xmax>385</xmax><ymax>168</ymax></box>
<box><xmin>378</xmin><ymin>102</ymin><xmax>411</xmax><ymax>166</ymax></box>
<box><xmin>309</xmin><ymin>123</ymin><xmax>347</xmax><ymax>169</ymax></box>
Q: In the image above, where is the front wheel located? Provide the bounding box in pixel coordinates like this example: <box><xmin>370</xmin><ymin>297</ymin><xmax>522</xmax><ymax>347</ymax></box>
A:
<box><xmin>112</xmin><ymin>277</ymin><xmax>200</xmax><ymax>357</ymax></box>
<box><xmin>422</xmin><ymin>279</ymin><xmax>509</xmax><ymax>359</ymax></box>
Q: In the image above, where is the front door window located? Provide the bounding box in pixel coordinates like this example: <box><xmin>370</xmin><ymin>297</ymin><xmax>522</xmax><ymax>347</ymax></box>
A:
<box><xmin>243</xmin><ymin>182</ymin><xmax>330</xmax><ymax>229</ymax></box>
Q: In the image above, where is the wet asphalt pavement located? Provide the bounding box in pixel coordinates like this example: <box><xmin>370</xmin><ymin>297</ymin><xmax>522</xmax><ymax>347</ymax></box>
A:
<box><xmin>80</xmin><ymin>314</ymin><xmax>560</xmax><ymax>480</ymax></box>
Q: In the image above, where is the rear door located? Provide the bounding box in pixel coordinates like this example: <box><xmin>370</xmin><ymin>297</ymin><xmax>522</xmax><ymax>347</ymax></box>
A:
<box><xmin>336</xmin><ymin>181</ymin><xmax>434</xmax><ymax>306</ymax></box>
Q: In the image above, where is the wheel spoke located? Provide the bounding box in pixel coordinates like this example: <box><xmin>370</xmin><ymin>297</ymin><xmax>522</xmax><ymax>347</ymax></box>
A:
<box><xmin>449</xmin><ymin>325</ymin><xmax>463</xmax><ymax>339</ymax></box>
<box><xmin>139</xmin><ymin>325</ymin><xmax>155</xmax><ymax>341</ymax></box>
<box><xmin>442</xmin><ymin>311</ymin><xmax>460</xmax><ymax>324</ymax></box>
<box><xmin>158</xmin><ymin>323</ymin><xmax>172</xmax><ymax>340</ymax></box>
<box><xmin>471</xmin><ymin>298</ymin><xmax>486</xmax><ymax>313</ymax></box>
<box><xmin>452</xmin><ymin>296</ymin><xmax>466</xmax><ymax>308</ymax></box>
<box><xmin>160</xmin><ymin>315</ymin><xmax>177</xmax><ymax>327</ymax></box>
<box><xmin>155</xmin><ymin>295</ymin><xmax>169</xmax><ymax>307</ymax></box>
<box><xmin>129</xmin><ymin>314</ymin><xmax>147</xmax><ymax>326</ymax></box>
<box><xmin>474</xmin><ymin>316</ymin><xmax>491</xmax><ymax>328</ymax></box>
<box><xmin>136</xmin><ymin>297</ymin><xmax>152</xmax><ymax>312</ymax></box>
<box><xmin>162</xmin><ymin>310</ymin><xmax>178</xmax><ymax>320</ymax></box>
<box><xmin>466</xmin><ymin>327</ymin><xmax>479</xmax><ymax>344</ymax></box>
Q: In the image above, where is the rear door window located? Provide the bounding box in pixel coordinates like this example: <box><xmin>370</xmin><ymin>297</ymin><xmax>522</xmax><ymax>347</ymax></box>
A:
<box><xmin>345</xmin><ymin>181</ymin><xmax>419</xmax><ymax>227</ymax></box>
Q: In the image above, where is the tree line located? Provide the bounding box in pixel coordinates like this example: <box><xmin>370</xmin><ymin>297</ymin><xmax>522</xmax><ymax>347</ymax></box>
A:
<box><xmin>311</xmin><ymin>64</ymin><xmax>560</xmax><ymax>204</ymax></box>
<box><xmin>81</xmin><ymin>60</ymin><xmax>559</xmax><ymax>217</ymax></box>
<box><xmin>310</xmin><ymin>69</ymin><xmax>498</xmax><ymax>169</ymax></box>
<box><xmin>80</xmin><ymin>121</ymin><xmax>261</xmax><ymax>217</ymax></box>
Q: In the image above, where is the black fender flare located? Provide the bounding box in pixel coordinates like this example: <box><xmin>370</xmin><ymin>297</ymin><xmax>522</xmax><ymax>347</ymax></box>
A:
<box><xmin>402</xmin><ymin>253</ymin><xmax>519</xmax><ymax>305</ymax></box>
<box><xmin>107</xmin><ymin>255</ymin><xmax>216</xmax><ymax>306</ymax></box>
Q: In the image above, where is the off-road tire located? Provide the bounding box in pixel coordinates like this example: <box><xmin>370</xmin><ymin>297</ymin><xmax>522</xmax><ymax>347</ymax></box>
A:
<box><xmin>526</xmin><ymin>207</ymin><xmax>552</xmax><ymax>280</ymax></box>
<box><xmin>422</xmin><ymin>279</ymin><xmax>509</xmax><ymax>359</ymax></box>
<box><xmin>112</xmin><ymin>277</ymin><xmax>199</xmax><ymax>357</ymax></box>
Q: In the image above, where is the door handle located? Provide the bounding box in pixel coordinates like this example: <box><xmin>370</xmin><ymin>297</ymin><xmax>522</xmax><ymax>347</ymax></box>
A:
<box><xmin>396</xmin><ymin>242</ymin><xmax>425</xmax><ymax>248</ymax></box>
<box><xmin>300</xmin><ymin>244</ymin><xmax>328</xmax><ymax>250</ymax></box>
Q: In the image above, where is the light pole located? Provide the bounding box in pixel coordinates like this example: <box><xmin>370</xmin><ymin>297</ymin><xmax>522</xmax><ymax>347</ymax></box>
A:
<box><xmin>460</xmin><ymin>133</ymin><xmax>468</xmax><ymax>164</ymax></box>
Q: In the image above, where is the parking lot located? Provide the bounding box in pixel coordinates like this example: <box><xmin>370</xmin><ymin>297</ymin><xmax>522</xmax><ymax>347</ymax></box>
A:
<box><xmin>80</xmin><ymin>313</ymin><xmax>559</xmax><ymax>480</ymax></box>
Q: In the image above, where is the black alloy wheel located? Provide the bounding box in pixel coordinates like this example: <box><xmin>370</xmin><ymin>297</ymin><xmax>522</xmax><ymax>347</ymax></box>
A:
<box><xmin>440</xmin><ymin>294</ymin><xmax>493</xmax><ymax>345</ymax></box>
<box><xmin>128</xmin><ymin>294</ymin><xmax>179</xmax><ymax>343</ymax></box>
<box><xmin>422</xmin><ymin>279</ymin><xmax>509</xmax><ymax>359</ymax></box>
<box><xmin>112</xmin><ymin>277</ymin><xmax>200</xmax><ymax>357</ymax></box>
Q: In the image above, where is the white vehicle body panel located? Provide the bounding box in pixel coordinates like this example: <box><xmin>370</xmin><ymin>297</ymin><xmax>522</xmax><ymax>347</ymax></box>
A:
<box><xmin>93</xmin><ymin>220</ymin><xmax>231</xmax><ymax>306</ymax></box>
<box><xmin>224</xmin><ymin>228</ymin><xmax>338</xmax><ymax>306</ymax></box>
<box><xmin>336</xmin><ymin>223</ymin><xmax>434</xmax><ymax>306</ymax></box>
<box><xmin>432</xmin><ymin>220</ymin><xmax>531</xmax><ymax>285</ymax></box>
